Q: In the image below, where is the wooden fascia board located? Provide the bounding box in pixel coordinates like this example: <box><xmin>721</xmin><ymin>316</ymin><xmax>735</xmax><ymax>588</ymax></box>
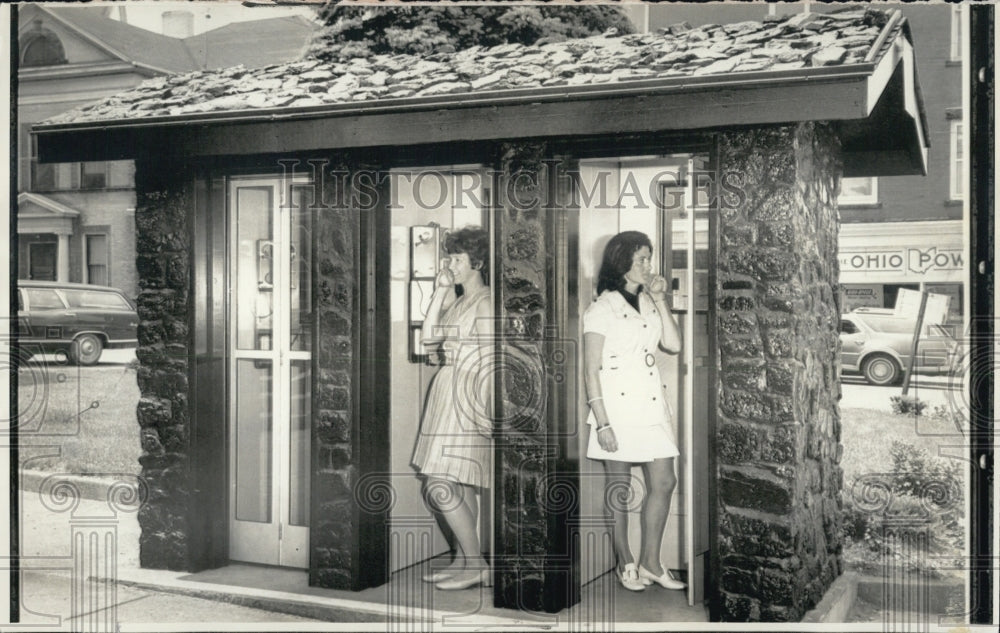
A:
<box><xmin>899</xmin><ymin>37</ymin><xmax>929</xmax><ymax>175</ymax></box>
<box><xmin>866</xmin><ymin>35</ymin><xmax>903</xmax><ymax>117</ymax></box>
<box><xmin>36</xmin><ymin>75</ymin><xmax>869</xmax><ymax>163</ymax></box>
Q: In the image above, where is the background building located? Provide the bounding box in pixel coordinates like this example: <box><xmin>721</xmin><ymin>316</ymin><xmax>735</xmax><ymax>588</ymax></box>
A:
<box><xmin>635</xmin><ymin>1</ymin><xmax>964</xmax><ymax>320</ymax></box>
<box><xmin>16</xmin><ymin>3</ymin><xmax>318</xmax><ymax>299</ymax></box>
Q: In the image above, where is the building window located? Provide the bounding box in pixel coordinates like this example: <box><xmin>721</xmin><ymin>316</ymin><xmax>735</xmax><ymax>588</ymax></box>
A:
<box><xmin>838</xmin><ymin>177</ymin><xmax>878</xmax><ymax>206</ymax></box>
<box><xmin>20</xmin><ymin>22</ymin><xmax>67</xmax><ymax>67</ymax></box>
<box><xmin>31</xmin><ymin>154</ymin><xmax>133</xmax><ymax>192</ymax></box>
<box><xmin>950</xmin><ymin>4</ymin><xmax>963</xmax><ymax>63</ymax></box>
<box><xmin>950</xmin><ymin>120</ymin><xmax>964</xmax><ymax>200</ymax></box>
<box><xmin>85</xmin><ymin>234</ymin><xmax>109</xmax><ymax>286</ymax></box>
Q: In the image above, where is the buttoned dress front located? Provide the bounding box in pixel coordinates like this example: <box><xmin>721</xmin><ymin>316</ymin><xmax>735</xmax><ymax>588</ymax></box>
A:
<box><xmin>583</xmin><ymin>290</ymin><xmax>679</xmax><ymax>462</ymax></box>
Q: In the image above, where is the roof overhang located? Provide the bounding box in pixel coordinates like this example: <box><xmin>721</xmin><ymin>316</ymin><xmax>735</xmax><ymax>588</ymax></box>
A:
<box><xmin>34</xmin><ymin>25</ymin><xmax>928</xmax><ymax>178</ymax></box>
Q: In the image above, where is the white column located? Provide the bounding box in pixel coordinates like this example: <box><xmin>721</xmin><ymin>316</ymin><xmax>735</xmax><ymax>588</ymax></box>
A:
<box><xmin>57</xmin><ymin>232</ymin><xmax>70</xmax><ymax>282</ymax></box>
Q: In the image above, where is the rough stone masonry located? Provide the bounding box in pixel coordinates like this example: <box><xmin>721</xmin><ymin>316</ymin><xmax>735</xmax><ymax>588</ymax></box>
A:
<box><xmin>715</xmin><ymin>122</ymin><xmax>844</xmax><ymax>622</ymax></box>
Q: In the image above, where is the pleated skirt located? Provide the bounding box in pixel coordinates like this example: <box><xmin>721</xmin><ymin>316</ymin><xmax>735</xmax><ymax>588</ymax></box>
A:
<box><xmin>411</xmin><ymin>365</ymin><xmax>492</xmax><ymax>488</ymax></box>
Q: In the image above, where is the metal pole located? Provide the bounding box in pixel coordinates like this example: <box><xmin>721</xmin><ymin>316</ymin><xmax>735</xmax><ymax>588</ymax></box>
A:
<box><xmin>900</xmin><ymin>290</ymin><xmax>929</xmax><ymax>395</ymax></box>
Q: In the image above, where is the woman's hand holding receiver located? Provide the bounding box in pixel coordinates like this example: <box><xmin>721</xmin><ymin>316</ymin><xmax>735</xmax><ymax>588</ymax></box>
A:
<box><xmin>434</xmin><ymin>258</ymin><xmax>455</xmax><ymax>291</ymax></box>
<box><xmin>646</xmin><ymin>274</ymin><xmax>669</xmax><ymax>303</ymax></box>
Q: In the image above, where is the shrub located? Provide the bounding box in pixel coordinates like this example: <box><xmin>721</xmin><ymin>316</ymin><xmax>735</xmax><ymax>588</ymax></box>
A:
<box><xmin>890</xmin><ymin>395</ymin><xmax>928</xmax><ymax>416</ymax></box>
<box><xmin>841</xmin><ymin>440</ymin><xmax>964</xmax><ymax>579</ymax></box>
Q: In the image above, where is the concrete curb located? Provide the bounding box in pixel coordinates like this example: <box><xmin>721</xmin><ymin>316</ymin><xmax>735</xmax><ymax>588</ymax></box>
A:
<box><xmin>801</xmin><ymin>571</ymin><xmax>859</xmax><ymax>622</ymax></box>
<box><xmin>19</xmin><ymin>469</ymin><xmax>124</xmax><ymax>502</ymax></box>
<box><xmin>856</xmin><ymin>574</ymin><xmax>963</xmax><ymax>613</ymax></box>
<box><xmin>107</xmin><ymin>568</ymin><xmax>537</xmax><ymax>626</ymax></box>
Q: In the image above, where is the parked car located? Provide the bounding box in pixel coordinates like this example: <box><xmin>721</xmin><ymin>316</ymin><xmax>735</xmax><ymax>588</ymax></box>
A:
<box><xmin>840</xmin><ymin>308</ymin><xmax>959</xmax><ymax>386</ymax></box>
<box><xmin>16</xmin><ymin>281</ymin><xmax>138</xmax><ymax>366</ymax></box>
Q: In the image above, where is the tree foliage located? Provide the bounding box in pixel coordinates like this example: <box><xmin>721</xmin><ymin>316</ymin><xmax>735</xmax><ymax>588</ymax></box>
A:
<box><xmin>304</xmin><ymin>2</ymin><xmax>635</xmax><ymax>61</ymax></box>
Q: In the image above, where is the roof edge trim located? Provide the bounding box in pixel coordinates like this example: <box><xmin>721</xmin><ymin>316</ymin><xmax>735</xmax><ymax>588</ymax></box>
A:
<box><xmin>34</xmin><ymin>62</ymin><xmax>876</xmax><ymax>134</ymax></box>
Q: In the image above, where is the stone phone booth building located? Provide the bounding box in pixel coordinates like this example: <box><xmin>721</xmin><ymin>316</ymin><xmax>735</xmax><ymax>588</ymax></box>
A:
<box><xmin>34</xmin><ymin>8</ymin><xmax>927</xmax><ymax>622</ymax></box>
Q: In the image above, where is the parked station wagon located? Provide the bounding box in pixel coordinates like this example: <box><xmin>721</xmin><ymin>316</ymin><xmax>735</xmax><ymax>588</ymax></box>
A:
<box><xmin>16</xmin><ymin>281</ymin><xmax>138</xmax><ymax>365</ymax></box>
<box><xmin>840</xmin><ymin>308</ymin><xmax>958</xmax><ymax>386</ymax></box>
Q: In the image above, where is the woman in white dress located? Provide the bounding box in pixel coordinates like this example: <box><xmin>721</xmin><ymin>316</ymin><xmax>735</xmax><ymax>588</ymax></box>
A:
<box><xmin>583</xmin><ymin>231</ymin><xmax>686</xmax><ymax>592</ymax></box>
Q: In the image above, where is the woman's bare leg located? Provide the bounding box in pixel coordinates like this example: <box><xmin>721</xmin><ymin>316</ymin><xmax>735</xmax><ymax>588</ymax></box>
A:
<box><xmin>423</xmin><ymin>477</ymin><xmax>487</xmax><ymax>580</ymax></box>
<box><xmin>638</xmin><ymin>457</ymin><xmax>677</xmax><ymax>575</ymax></box>
<box><xmin>602</xmin><ymin>460</ymin><xmax>636</xmax><ymax>570</ymax></box>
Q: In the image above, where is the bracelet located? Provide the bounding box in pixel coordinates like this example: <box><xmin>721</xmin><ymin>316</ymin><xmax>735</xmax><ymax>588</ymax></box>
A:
<box><xmin>587</xmin><ymin>396</ymin><xmax>603</xmax><ymax>404</ymax></box>
<box><xmin>597</xmin><ymin>425</ymin><xmax>613</xmax><ymax>433</ymax></box>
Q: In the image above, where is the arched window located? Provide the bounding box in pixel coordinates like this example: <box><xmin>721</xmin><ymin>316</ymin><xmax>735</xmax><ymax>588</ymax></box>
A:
<box><xmin>20</xmin><ymin>21</ymin><xmax>67</xmax><ymax>67</ymax></box>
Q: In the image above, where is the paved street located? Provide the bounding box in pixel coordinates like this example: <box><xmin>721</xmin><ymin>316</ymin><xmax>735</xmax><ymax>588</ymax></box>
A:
<box><xmin>840</xmin><ymin>374</ymin><xmax>966</xmax><ymax>414</ymax></box>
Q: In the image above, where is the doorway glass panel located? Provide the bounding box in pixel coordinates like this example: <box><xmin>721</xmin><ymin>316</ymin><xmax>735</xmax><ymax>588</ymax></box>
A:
<box><xmin>235</xmin><ymin>359</ymin><xmax>273</xmax><ymax>523</ymax></box>
<box><xmin>235</xmin><ymin>187</ymin><xmax>274</xmax><ymax>351</ymax></box>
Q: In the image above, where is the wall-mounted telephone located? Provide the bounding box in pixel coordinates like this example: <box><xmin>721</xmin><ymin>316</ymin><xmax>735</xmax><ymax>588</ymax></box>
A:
<box><xmin>257</xmin><ymin>239</ymin><xmax>273</xmax><ymax>291</ymax></box>
<box><xmin>408</xmin><ymin>224</ymin><xmax>443</xmax><ymax>362</ymax></box>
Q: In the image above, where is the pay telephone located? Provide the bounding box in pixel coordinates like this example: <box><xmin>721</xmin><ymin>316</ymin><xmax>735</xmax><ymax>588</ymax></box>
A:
<box><xmin>253</xmin><ymin>239</ymin><xmax>274</xmax><ymax>352</ymax></box>
<box><xmin>408</xmin><ymin>224</ymin><xmax>443</xmax><ymax>362</ymax></box>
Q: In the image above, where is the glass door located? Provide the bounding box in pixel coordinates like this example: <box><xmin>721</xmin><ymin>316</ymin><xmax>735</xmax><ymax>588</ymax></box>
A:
<box><xmin>228</xmin><ymin>176</ymin><xmax>312</xmax><ymax>568</ymax></box>
<box><xmin>661</xmin><ymin>155</ymin><xmax>712</xmax><ymax>606</ymax></box>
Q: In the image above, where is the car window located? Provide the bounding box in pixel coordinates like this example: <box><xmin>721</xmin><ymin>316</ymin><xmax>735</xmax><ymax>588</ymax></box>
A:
<box><xmin>925</xmin><ymin>322</ymin><xmax>958</xmax><ymax>339</ymax></box>
<box><xmin>840</xmin><ymin>319</ymin><xmax>859</xmax><ymax>334</ymax></box>
<box><xmin>61</xmin><ymin>289</ymin><xmax>131</xmax><ymax>309</ymax></box>
<box><xmin>862</xmin><ymin>316</ymin><xmax>920</xmax><ymax>334</ymax></box>
<box><xmin>25</xmin><ymin>288</ymin><xmax>65</xmax><ymax>309</ymax></box>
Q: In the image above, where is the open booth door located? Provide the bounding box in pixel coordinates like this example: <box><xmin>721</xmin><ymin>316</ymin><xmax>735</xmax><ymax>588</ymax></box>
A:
<box><xmin>576</xmin><ymin>154</ymin><xmax>712</xmax><ymax>603</ymax></box>
<box><xmin>661</xmin><ymin>156</ymin><xmax>712</xmax><ymax>605</ymax></box>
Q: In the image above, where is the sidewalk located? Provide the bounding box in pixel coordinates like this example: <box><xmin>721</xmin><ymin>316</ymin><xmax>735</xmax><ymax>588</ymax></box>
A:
<box><xmin>16</xmin><ymin>490</ymin><xmax>326</xmax><ymax>628</ymax></box>
<box><xmin>18</xmin><ymin>476</ymin><xmax>706</xmax><ymax>628</ymax></box>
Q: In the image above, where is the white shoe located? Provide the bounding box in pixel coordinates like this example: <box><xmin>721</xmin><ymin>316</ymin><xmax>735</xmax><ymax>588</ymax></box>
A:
<box><xmin>637</xmin><ymin>564</ymin><xmax>686</xmax><ymax>590</ymax></box>
<box><xmin>435</xmin><ymin>569</ymin><xmax>491</xmax><ymax>590</ymax></box>
<box><xmin>616</xmin><ymin>563</ymin><xmax>645</xmax><ymax>592</ymax></box>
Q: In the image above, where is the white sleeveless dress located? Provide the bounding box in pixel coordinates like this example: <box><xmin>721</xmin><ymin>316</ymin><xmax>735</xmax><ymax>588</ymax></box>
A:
<box><xmin>582</xmin><ymin>290</ymin><xmax>680</xmax><ymax>462</ymax></box>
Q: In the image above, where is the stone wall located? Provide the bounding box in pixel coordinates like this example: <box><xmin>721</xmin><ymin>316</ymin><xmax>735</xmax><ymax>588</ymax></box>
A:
<box><xmin>493</xmin><ymin>143</ymin><xmax>580</xmax><ymax>612</ymax></box>
<box><xmin>715</xmin><ymin>123</ymin><xmax>844</xmax><ymax>621</ymax></box>
<box><xmin>310</xmin><ymin>160</ymin><xmax>363</xmax><ymax>589</ymax></box>
<box><xmin>132</xmin><ymin>163</ymin><xmax>195</xmax><ymax>570</ymax></box>
<box><xmin>493</xmin><ymin>142</ymin><xmax>550</xmax><ymax>610</ymax></box>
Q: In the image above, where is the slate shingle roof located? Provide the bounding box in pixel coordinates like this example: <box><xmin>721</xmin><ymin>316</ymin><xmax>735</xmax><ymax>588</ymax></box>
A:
<box><xmin>43</xmin><ymin>7</ymin><xmax>897</xmax><ymax>126</ymax></box>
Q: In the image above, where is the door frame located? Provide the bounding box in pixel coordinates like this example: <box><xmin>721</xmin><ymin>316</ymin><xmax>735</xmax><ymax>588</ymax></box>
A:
<box><xmin>225</xmin><ymin>174</ymin><xmax>312</xmax><ymax>568</ymax></box>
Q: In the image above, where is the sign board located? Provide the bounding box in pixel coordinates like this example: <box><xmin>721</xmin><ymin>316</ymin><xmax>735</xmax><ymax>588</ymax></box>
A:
<box><xmin>841</xmin><ymin>285</ymin><xmax>883</xmax><ymax>312</ymax></box>
<box><xmin>838</xmin><ymin>248</ymin><xmax>964</xmax><ymax>275</ymax></box>
<box><xmin>893</xmin><ymin>288</ymin><xmax>951</xmax><ymax>324</ymax></box>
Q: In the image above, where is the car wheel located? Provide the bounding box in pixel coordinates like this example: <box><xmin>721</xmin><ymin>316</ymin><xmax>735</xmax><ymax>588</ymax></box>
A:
<box><xmin>862</xmin><ymin>353</ymin><xmax>900</xmax><ymax>386</ymax></box>
<box><xmin>70</xmin><ymin>334</ymin><xmax>104</xmax><ymax>366</ymax></box>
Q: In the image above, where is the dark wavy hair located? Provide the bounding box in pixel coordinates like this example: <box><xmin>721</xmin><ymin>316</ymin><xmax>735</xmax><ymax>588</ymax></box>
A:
<box><xmin>444</xmin><ymin>226</ymin><xmax>490</xmax><ymax>287</ymax></box>
<box><xmin>596</xmin><ymin>231</ymin><xmax>653</xmax><ymax>295</ymax></box>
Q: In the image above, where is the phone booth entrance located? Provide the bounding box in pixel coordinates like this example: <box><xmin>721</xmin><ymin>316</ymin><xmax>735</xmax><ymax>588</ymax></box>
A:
<box><xmin>226</xmin><ymin>176</ymin><xmax>314</xmax><ymax>568</ymax></box>
<box><xmin>575</xmin><ymin>154</ymin><xmax>714</xmax><ymax>606</ymax></box>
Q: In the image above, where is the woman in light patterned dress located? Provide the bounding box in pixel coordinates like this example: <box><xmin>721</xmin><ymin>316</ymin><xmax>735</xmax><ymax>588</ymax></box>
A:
<box><xmin>411</xmin><ymin>227</ymin><xmax>493</xmax><ymax>591</ymax></box>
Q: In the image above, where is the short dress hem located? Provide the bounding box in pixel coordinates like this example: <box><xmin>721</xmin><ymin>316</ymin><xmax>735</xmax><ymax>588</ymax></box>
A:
<box><xmin>582</xmin><ymin>290</ymin><xmax>680</xmax><ymax>464</ymax></box>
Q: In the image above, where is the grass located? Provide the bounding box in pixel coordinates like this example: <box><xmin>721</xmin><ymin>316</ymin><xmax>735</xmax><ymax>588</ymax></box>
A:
<box><xmin>838</xmin><ymin>406</ymin><xmax>969</xmax><ymax>486</ymax></box>
<box><xmin>840</xmin><ymin>403</ymin><xmax>968</xmax><ymax>587</ymax></box>
<box><xmin>15</xmin><ymin>360</ymin><xmax>141</xmax><ymax>476</ymax></box>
